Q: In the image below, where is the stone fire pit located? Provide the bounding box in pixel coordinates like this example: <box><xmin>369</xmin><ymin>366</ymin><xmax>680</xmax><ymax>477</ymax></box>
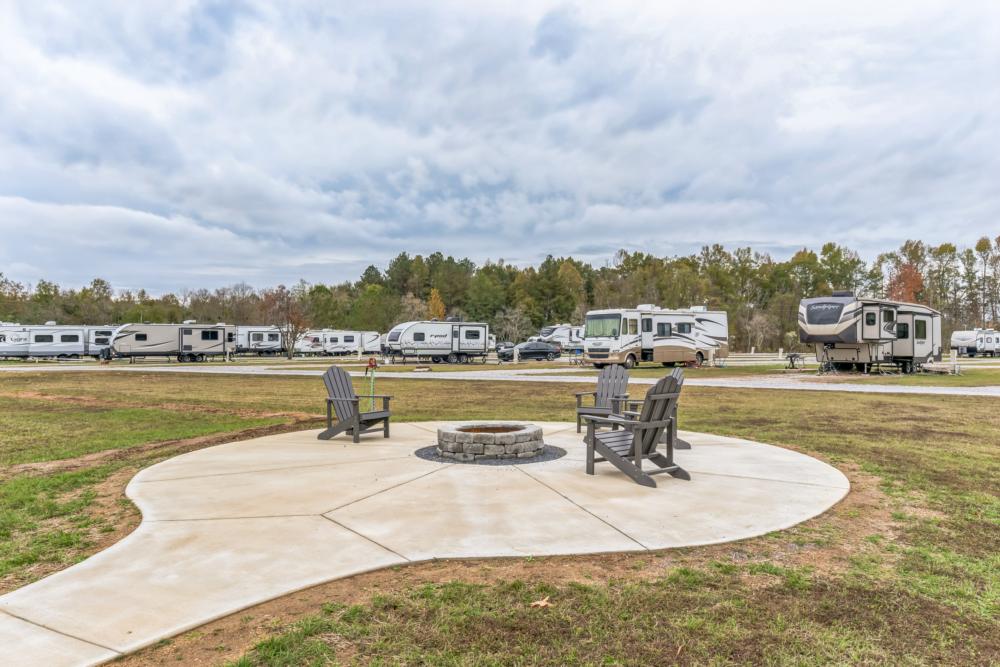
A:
<box><xmin>436</xmin><ymin>423</ymin><xmax>545</xmax><ymax>461</ymax></box>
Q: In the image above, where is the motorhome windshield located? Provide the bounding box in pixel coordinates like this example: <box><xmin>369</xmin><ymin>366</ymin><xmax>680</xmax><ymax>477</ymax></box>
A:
<box><xmin>805</xmin><ymin>302</ymin><xmax>844</xmax><ymax>325</ymax></box>
<box><xmin>585</xmin><ymin>314</ymin><xmax>621</xmax><ymax>338</ymax></box>
<box><xmin>387</xmin><ymin>330</ymin><xmax>403</xmax><ymax>342</ymax></box>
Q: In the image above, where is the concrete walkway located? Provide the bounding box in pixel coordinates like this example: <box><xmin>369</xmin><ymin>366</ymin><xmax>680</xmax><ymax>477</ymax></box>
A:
<box><xmin>2</xmin><ymin>362</ymin><xmax>999</xmax><ymax>398</ymax></box>
<box><xmin>0</xmin><ymin>422</ymin><xmax>847</xmax><ymax>666</ymax></box>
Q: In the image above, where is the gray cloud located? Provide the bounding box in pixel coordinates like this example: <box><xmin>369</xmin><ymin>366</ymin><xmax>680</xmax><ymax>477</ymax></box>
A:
<box><xmin>0</xmin><ymin>1</ymin><xmax>998</xmax><ymax>293</ymax></box>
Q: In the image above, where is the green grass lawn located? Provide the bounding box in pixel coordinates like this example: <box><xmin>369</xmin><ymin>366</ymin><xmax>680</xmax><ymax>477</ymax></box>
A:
<box><xmin>1</xmin><ymin>370</ymin><xmax>997</xmax><ymax>664</ymax></box>
<box><xmin>812</xmin><ymin>367</ymin><xmax>1000</xmax><ymax>387</ymax></box>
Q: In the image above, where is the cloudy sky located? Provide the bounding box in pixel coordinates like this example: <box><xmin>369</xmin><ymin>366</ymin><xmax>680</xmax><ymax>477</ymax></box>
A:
<box><xmin>1</xmin><ymin>1</ymin><xmax>997</xmax><ymax>293</ymax></box>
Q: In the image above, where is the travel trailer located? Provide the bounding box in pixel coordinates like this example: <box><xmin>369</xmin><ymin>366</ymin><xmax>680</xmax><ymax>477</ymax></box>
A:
<box><xmin>385</xmin><ymin>320</ymin><xmax>490</xmax><ymax>363</ymax></box>
<box><xmin>236</xmin><ymin>326</ymin><xmax>284</xmax><ymax>355</ymax></box>
<box><xmin>110</xmin><ymin>322</ymin><xmax>237</xmax><ymax>362</ymax></box>
<box><xmin>294</xmin><ymin>330</ymin><xmax>332</xmax><ymax>355</ymax></box>
<box><xmin>322</xmin><ymin>330</ymin><xmax>381</xmax><ymax>356</ymax></box>
<box><xmin>974</xmin><ymin>329</ymin><xmax>998</xmax><ymax>357</ymax></box>
<box><xmin>582</xmin><ymin>305</ymin><xmax>729</xmax><ymax>368</ymax></box>
<box><xmin>798</xmin><ymin>291</ymin><xmax>942</xmax><ymax>372</ymax></box>
<box><xmin>950</xmin><ymin>330</ymin><xmax>979</xmax><ymax>356</ymax></box>
<box><xmin>532</xmin><ymin>323</ymin><xmax>585</xmax><ymax>353</ymax></box>
<box><xmin>0</xmin><ymin>323</ymin><xmax>115</xmax><ymax>359</ymax></box>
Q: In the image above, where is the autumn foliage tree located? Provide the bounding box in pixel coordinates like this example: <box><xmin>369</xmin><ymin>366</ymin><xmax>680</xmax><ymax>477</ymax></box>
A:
<box><xmin>886</xmin><ymin>263</ymin><xmax>925</xmax><ymax>303</ymax></box>
<box><xmin>427</xmin><ymin>288</ymin><xmax>446</xmax><ymax>320</ymax></box>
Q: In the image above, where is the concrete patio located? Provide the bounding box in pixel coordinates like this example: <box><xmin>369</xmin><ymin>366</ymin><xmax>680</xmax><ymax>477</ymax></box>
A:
<box><xmin>0</xmin><ymin>422</ymin><xmax>849</xmax><ymax>666</ymax></box>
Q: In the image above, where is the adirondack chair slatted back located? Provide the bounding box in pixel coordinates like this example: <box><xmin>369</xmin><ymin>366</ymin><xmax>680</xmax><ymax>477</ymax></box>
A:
<box><xmin>635</xmin><ymin>370</ymin><xmax>682</xmax><ymax>453</ymax></box>
<box><xmin>595</xmin><ymin>365</ymin><xmax>629</xmax><ymax>409</ymax></box>
<box><xmin>323</xmin><ymin>366</ymin><xmax>358</xmax><ymax>422</ymax></box>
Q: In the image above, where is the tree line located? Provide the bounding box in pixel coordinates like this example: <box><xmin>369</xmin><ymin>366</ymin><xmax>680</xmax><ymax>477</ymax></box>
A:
<box><xmin>2</xmin><ymin>238</ymin><xmax>998</xmax><ymax>351</ymax></box>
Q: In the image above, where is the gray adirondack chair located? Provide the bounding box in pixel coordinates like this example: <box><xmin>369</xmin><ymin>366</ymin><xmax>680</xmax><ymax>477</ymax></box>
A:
<box><xmin>622</xmin><ymin>368</ymin><xmax>691</xmax><ymax>450</ymax></box>
<box><xmin>582</xmin><ymin>369</ymin><xmax>689</xmax><ymax>487</ymax></box>
<box><xmin>317</xmin><ymin>366</ymin><xmax>392</xmax><ymax>443</ymax></box>
<box><xmin>575</xmin><ymin>364</ymin><xmax>630</xmax><ymax>433</ymax></box>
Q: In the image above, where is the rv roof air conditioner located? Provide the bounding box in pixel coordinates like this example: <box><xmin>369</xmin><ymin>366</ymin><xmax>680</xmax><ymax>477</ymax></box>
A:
<box><xmin>831</xmin><ymin>290</ymin><xmax>855</xmax><ymax>297</ymax></box>
<box><xmin>182</xmin><ymin>319</ymin><xmax>197</xmax><ymax>324</ymax></box>
<box><xmin>44</xmin><ymin>321</ymin><xmax>57</xmax><ymax>326</ymax></box>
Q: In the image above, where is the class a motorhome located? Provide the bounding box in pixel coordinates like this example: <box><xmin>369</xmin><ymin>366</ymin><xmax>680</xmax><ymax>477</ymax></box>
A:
<box><xmin>582</xmin><ymin>305</ymin><xmax>730</xmax><ymax>369</ymax></box>
<box><xmin>236</xmin><ymin>326</ymin><xmax>284</xmax><ymax>355</ymax></box>
<box><xmin>532</xmin><ymin>323</ymin><xmax>585</xmax><ymax>352</ymax></box>
<box><xmin>798</xmin><ymin>291</ymin><xmax>942</xmax><ymax>371</ymax></box>
<box><xmin>0</xmin><ymin>322</ymin><xmax>115</xmax><ymax>359</ymax></box>
<box><xmin>385</xmin><ymin>319</ymin><xmax>490</xmax><ymax>363</ymax></box>
<box><xmin>111</xmin><ymin>322</ymin><xmax>237</xmax><ymax>362</ymax></box>
<box><xmin>322</xmin><ymin>330</ymin><xmax>381</xmax><ymax>356</ymax></box>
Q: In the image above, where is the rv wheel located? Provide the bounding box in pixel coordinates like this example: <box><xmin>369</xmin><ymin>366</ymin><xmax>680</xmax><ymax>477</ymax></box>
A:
<box><xmin>695</xmin><ymin>352</ymin><xmax>705</xmax><ymax>366</ymax></box>
<box><xmin>623</xmin><ymin>355</ymin><xmax>637</xmax><ymax>369</ymax></box>
<box><xmin>458</xmin><ymin>353</ymin><xmax>468</xmax><ymax>364</ymax></box>
<box><xmin>447</xmin><ymin>353</ymin><xmax>458</xmax><ymax>364</ymax></box>
<box><xmin>431</xmin><ymin>356</ymin><xmax>441</xmax><ymax>364</ymax></box>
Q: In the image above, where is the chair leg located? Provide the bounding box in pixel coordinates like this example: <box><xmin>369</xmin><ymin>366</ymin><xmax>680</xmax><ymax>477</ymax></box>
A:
<box><xmin>353</xmin><ymin>415</ymin><xmax>360</xmax><ymax>443</ymax></box>
<box><xmin>585</xmin><ymin>421</ymin><xmax>595</xmax><ymax>475</ymax></box>
<box><xmin>577</xmin><ymin>412</ymin><xmax>581</xmax><ymax>433</ymax></box>
<box><xmin>384</xmin><ymin>418</ymin><xmax>390</xmax><ymax>438</ymax></box>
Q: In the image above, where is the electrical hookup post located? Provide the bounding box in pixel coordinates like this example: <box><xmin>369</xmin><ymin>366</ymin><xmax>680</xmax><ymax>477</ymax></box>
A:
<box><xmin>364</xmin><ymin>356</ymin><xmax>378</xmax><ymax>412</ymax></box>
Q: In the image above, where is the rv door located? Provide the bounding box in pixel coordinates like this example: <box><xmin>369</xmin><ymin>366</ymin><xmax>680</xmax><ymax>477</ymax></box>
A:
<box><xmin>458</xmin><ymin>325</ymin><xmax>485</xmax><ymax>353</ymax></box>
<box><xmin>861</xmin><ymin>306</ymin><xmax>880</xmax><ymax>341</ymax></box>
<box><xmin>640</xmin><ymin>316</ymin><xmax>654</xmax><ymax>351</ymax></box>
<box><xmin>179</xmin><ymin>327</ymin><xmax>197</xmax><ymax>354</ymax></box>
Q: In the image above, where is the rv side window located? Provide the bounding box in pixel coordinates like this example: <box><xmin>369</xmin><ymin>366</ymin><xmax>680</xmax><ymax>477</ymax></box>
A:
<box><xmin>95</xmin><ymin>337</ymin><xmax>109</xmax><ymax>345</ymax></box>
<box><xmin>268</xmin><ymin>333</ymin><xmax>279</xmax><ymax>341</ymax></box>
<box><xmin>641</xmin><ymin>319</ymin><xmax>652</xmax><ymax>333</ymax></box>
<box><xmin>227</xmin><ymin>333</ymin><xmax>235</xmax><ymax>342</ymax></box>
<box><xmin>135</xmin><ymin>334</ymin><xmax>147</xmax><ymax>341</ymax></box>
<box><xmin>627</xmin><ymin>319</ymin><xmax>638</xmax><ymax>335</ymax></box>
<box><xmin>201</xmin><ymin>330</ymin><xmax>220</xmax><ymax>341</ymax></box>
<box><xmin>897</xmin><ymin>323</ymin><xmax>909</xmax><ymax>339</ymax></box>
<box><xmin>344</xmin><ymin>336</ymin><xmax>355</xmax><ymax>342</ymax></box>
<box><xmin>882</xmin><ymin>310</ymin><xmax>895</xmax><ymax>323</ymax></box>
<box><xmin>60</xmin><ymin>334</ymin><xmax>79</xmax><ymax>342</ymax></box>
<box><xmin>465</xmin><ymin>330</ymin><xmax>481</xmax><ymax>339</ymax></box>
<box><xmin>865</xmin><ymin>313</ymin><xmax>877</xmax><ymax>326</ymax></box>
<box><xmin>252</xmin><ymin>333</ymin><xmax>263</xmax><ymax>342</ymax></box>
<box><xmin>915</xmin><ymin>320</ymin><xmax>927</xmax><ymax>339</ymax></box>
<box><xmin>677</xmin><ymin>323</ymin><xmax>692</xmax><ymax>334</ymax></box>
<box><xmin>656</xmin><ymin>323</ymin><xmax>672</xmax><ymax>337</ymax></box>
<box><xmin>414</xmin><ymin>333</ymin><xmax>425</xmax><ymax>342</ymax></box>
<box><xmin>96</xmin><ymin>330</ymin><xmax>113</xmax><ymax>336</ymax></box>
<box><xmin>183</xmin><ymin>328</ymin><xmax>192</xmax><ymax>335</ymax></box>
<box><xmin>34</xmin><ymin>335</ymin><xmax>54</xmax><ymax>343</ymax></box>
<box><xmin>329</xmin><ymin>337</ymin><xmax>338</xmax><ymax>343</ymax></box>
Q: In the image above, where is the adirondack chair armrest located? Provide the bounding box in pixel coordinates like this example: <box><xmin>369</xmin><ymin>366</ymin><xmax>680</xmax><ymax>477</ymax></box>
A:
<box><xmin>575</xmin><ymin>391</ymin><xmax>596</xmax><ymax>407</ymax></box>
<box><xmin>627</xmin><ymin>418</ymin><xmax>674</xmax><ymax>430</ymax></box>
<box><xmin>326</xmin><ymin>396</ymin><xmax>361</xmax><ymax>404</ymax></box>
<box><xmin>580</xmin><ymin>414</ymin><xmax>634</xmax><ymax>428</ymax></box>
<box><xmin>358</xmin><ymin>394</ymin><xmax>392</xmax><ymax>410</ymax></box>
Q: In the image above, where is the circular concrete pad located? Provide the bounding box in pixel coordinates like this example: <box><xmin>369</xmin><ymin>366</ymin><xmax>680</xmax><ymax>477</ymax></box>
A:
<box><xmin>0</xmin><ymin>422</ymin><xmax>848</xmax><ymax>666</ymax></box>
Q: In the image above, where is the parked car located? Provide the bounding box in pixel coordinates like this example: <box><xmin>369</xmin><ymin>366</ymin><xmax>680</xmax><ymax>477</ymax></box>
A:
<box><xmin>498</xmin><ymin>341</ymin><xmax>561</xmax><ymax>362</ymax></box>
<box><xmin>496</xmin><ymin>341</ymin><xmax>515</xmax><ymax>353</ymax></box>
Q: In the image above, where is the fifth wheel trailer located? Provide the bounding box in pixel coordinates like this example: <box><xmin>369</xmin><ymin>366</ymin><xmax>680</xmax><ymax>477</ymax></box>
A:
<box><xmin>111</xmin><ymin>322</ymin><xmax>237</xmax><ymax>362</ymax></box>
<box><xmin>385</xmin><ymin>320</ymin><xmax>490</xmax><ymax>363</ymax></box>
<box><xmin>798</xmin><ymin>291</ymin><xmax>942</xmax><ymax>372</ymax></box>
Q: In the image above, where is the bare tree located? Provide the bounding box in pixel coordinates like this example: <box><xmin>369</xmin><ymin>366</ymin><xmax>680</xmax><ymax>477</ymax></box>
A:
<box><xmin>261</xmin><ymin>284</ymin><xmax>311</xmax><ymax>359</ymax></box>
<box><xmin>746</xmin><ymin>311</ymin><xmax>779</xmax><ymax>352</ymax></box>
<box><xmin>494</xmin><ymin>306</ymin><xmax>533</xmax><ymax>343</ymax></box>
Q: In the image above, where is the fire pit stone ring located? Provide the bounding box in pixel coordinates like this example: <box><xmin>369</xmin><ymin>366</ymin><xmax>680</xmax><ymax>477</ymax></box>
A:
<box><xmin>436</xmin><ymin>422</ymin><xmax>545</xmax><ymax>461</ymax></box>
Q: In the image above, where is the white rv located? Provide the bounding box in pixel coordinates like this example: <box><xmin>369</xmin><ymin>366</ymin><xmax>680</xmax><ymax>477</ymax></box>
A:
<box><xmin>385</xmin><ymin>320</ymin><xmax>490</xmax><ymax>363</ymax></box>
<box><xmin>236</xmin><ymin>326</ymin><xmax>284</xmax><ymax>355</ymax></box>
<box><xmin>532</xmin><ymin>323</ymin><xmax>585</xmax><ymax>353</ymax></box>
<box><xmin>319</xmin><ymin>330</ymin><xmax>381</xmax><ymax>356</ymax></box>
<box><xmin>974</xmin><ymin>329</ymin><xmax>998</xmax><ymax>357</ymax></box>
<box><xmin>798</xmin><ymin>291</ymin><xmax>942</xmax><ymax>372</ymax></box>
<box><xmin>582</xmin><ymin>305</ymin><xmax>730</xmax><ymax>368</ymax></box>
<box><xmin>111</xmin><ymin>322</ymin><xmax>237</xmax><ymax>362</ymax></box>
<box><xmin>0</xmin><ymin>323</ymin><xmax>115</xmax><ymax>359</ymax></box>
<box><xmin>950</xmin><ymin>330</ymin><xmax>979</xmax><ymax>356</ymax></box>
<box><xmin>294</xmin><ymin>329</ymin><xmax>331</xmax><ymax>356</ymax></box>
